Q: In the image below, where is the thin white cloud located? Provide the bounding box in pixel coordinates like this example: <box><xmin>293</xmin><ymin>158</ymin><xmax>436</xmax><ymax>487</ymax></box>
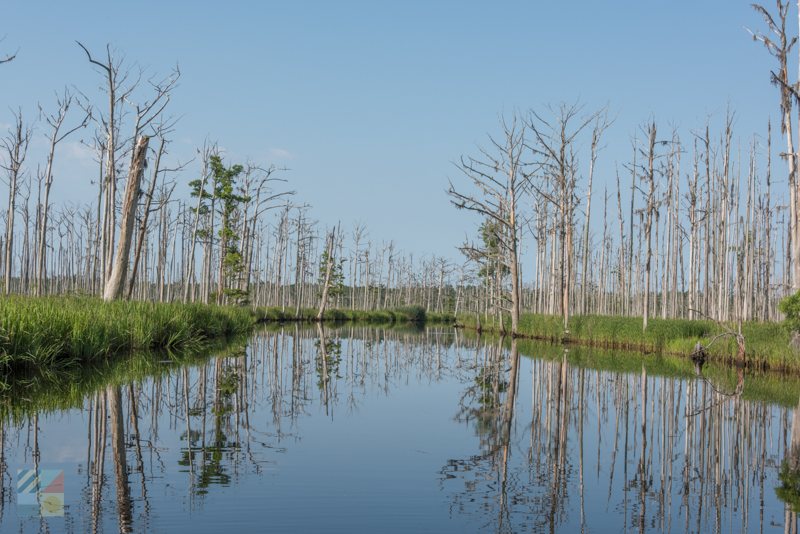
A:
<box><xmin>56</xmin><ymin>141</ymin><xmax>98</xmax><ymax>163</ymax></box>
<box><xmin>269</xmin><ymin>147</ymin><xmax>296</xmax><ymax>160</ymax></box>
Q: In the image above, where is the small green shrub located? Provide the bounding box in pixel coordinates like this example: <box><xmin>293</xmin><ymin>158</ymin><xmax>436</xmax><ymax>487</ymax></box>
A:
<box><xmin>393</xmin><ymin>305</ymin><xmax>426</xmax><ymax>322</ymax></box>
<box><xmin>779</xmin><ymin>290</ymin><xmax>800</xmax><ymax>335</ymax></box>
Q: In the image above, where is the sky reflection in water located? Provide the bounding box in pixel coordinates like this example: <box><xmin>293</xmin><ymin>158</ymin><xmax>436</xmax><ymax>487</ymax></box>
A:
<box><xmin>0</xmin><ymin>324</ymin><xmax>797</xmax><ymax>533</ymax></box>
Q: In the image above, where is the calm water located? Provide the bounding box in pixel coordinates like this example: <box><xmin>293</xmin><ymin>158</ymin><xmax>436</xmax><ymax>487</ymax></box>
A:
<box><xmin>1</xmin><ymin>324</ymin><xmax>799</xmax><ymax>533</ymax></box>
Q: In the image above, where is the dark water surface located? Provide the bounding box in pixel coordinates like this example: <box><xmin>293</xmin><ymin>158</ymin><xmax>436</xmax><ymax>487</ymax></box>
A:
<box><xmin>1</xmin><ymin>324</ymin><xmax>799</xmax><ymax>533</ymax></box>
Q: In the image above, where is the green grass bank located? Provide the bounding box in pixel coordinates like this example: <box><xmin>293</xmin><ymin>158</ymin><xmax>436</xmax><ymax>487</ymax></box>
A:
<box><xmin>0</xmin><ymin>295</ymin><xmax>256</xmax><ymax>375</ymax></box>
<box><xmin>456</xmin><ymin>312</ymin><xmax>799</xmax><ymax>372</ymax></box>
<box><xmin>460</xmin><ymin>329</ymin><xmax>800</xmax><ymax>408</ymax></box>
<box><xmin>0</xmin><ymin>297</ymin><xmax>451</xmax><ymax>375</ymax></box>
<box><xmin>258</xmin><ymin>304</ymin><xmax>453</xmax><ymax>325</ymax></box>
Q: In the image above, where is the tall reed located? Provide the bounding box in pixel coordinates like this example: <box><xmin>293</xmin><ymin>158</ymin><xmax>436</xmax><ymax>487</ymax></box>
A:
<box><xmin>0</xmin><ymin>295</ymin><xmax>256</xmax><ymax>374</ymax></box>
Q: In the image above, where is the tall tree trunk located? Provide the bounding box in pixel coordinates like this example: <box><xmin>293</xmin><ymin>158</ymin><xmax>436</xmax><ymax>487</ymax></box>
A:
<box><xmin>127</xmin><ymin>137</ymin><xmax>165</xmax><ymax>299</ymax></box>
<box><xmin>317</xmin><ymin>229</ymin><xmax>336</xmax><ymax>320</ymax></box>
<box><xmin>4</xmin><ymin>171</ymin><xmax>16</xmax><ymax>294</ymax></box>
<box><xmin>642</xmin><ymin>122</ymin><xmax>657</xmax><ymax>332</ymax></box>
<box><xmin>103</xmin><ymin>135</ymin><xmax>150</xmax><ymax>301</ymax></box>
<box><xmin>2</xmin><ymin>114</ymin><xmax>30</xmax><ymax>294</ymax></box>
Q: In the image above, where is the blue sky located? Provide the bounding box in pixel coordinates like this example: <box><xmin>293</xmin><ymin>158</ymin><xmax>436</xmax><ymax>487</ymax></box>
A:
<box><xmin>0</xmin><ymin>0</ymin><xmax>787</xmax><ymax>261</ymax></box>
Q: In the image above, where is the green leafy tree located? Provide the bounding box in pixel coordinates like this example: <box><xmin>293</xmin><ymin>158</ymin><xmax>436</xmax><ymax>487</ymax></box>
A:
<box><xmin>188</xmin><ymin>174</ymin><xmax>213</xmax><ymax>242</ymax></box>
<box><xmin>477</xmin><ymin>219</ymin><xmax>509</xmax><ymax>281</ymax></box>
<box><xmin>188</xmin><ymin>177</ymin><xmax>211</xmax><ymax>213</ymax></box>
<box><xmin>209</xmin><ymin>155</ymin><xmax>250</xmax><ymax>304</ymax></box>
<box><xmin>317</xmin><ymin>251</ymin><xmax>346</xmax><ymax>299</ymax></box>
<box><xmin>776</xmin><ymin>460</ymin><xmax>800</xmax><ymax>512</ymax></box>
<box><xmin>470</xmin><ymin>219</ymin><xmax>511</xmax><ymax>321</ymax></box>
<box><xmin>779</xmin><ymin>290</ymin><xmax>800</xmax><ymax>339</ymax></box>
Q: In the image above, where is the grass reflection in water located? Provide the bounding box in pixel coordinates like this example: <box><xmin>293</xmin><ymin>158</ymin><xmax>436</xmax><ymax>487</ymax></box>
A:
<box><xmin>0</xmin><ymin>325</ymin><xmax>798</xmax><ymax>532</ymax></box>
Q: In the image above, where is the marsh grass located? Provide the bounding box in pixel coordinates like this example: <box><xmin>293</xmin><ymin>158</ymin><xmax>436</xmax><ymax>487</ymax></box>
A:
<box><xmin>257</xmin><ymin>304</ymin><xmax>452</xmax><ymax>325</ymax></box>
<box><xmin>462</xmin><ymin>329</ymin><xmax>800</xmax><ymax>407</ymax></box>
<box><xmin>457</xmin><ymin>312</ymin><xmax>798</xmax><ymax>370</ymax></box>
<box><xmin>0</xmin><ymin>295</ymin><xmax>256</xmax><ymax>377</ymax></box>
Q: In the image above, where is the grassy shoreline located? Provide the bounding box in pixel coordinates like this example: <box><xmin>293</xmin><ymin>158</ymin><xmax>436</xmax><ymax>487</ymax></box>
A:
<box><xmin>0</xmin><ymin>295</ymin><xmax>256</xmax><ymax>375</ymax></box>
<box><xmin>257</xmin><ymin>305</ymin><xmax>454</xmax><ymax>325</ymax></box>
<box><xmin>456</xmin><ymin>312</ymin><xmax>799</xmax><ymax>372</ymax></box>
<box><xmin>0</xmin><ymin>297</ymin><xmax>452</xmax><ymax>375</ymax></box>
<box><xmin>4</xmin><ymin>323</ymin><xmax>798</xmax><ymax>426</ymax></box>
<box><xmin>5</xmin><ymin>293</ymin><xmax>797</xmax><ymax>378</ymax></box>
<box><xmin>457</xmin><ymin>329</ymin><xmax>800</xmax><ymax>408</ymax></box>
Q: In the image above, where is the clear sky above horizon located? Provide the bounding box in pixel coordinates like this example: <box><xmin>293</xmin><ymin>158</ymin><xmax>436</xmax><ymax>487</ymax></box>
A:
<box><xmin>0</xmin><ymin>0</ymin><xmax>788</xmax><ymax>263</ymax></box>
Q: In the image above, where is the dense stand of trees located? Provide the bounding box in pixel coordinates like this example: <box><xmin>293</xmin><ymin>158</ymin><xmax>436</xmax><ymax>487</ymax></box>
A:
<box><xmin>0</xmin><ymin>43</ymin><xmax>482</xmax><ymax>313</ymax></box>
<box><xmin>449</xmin><ymin>104</ymin><xmax>790</xmax><ymax>334</ymax></box>
<box><xmin>3</xmin><ymin>4</ymin><xmax>800</xmax><ymax>331</ymax></box>
<box><xmin>443</xmin><ymin>2</ymin><xmax>800</xmax><ymax>334</ymax></box>
<box><xmin>3</xmin><ymin>88</ymin><xmax>792</xmax><ymax>329</ymax></box>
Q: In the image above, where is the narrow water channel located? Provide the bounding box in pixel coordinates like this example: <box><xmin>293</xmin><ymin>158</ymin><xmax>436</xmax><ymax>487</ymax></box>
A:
<box><xmin>1</xmin><ymin>324</ymin><xmax>798</xmax><ymax>533</ymax></box>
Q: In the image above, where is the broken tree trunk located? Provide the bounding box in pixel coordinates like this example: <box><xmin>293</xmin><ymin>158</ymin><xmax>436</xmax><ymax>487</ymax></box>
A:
<box><xmin>316</xmin><ymin>229</ymin><xmax>336</xmax><ymax>320</ymax></box>
<box><xmin>103</xmin><ymin>135</ymin><xmax>149</xmax><ymax>301</ymax></box>
<box><xmin>126</xmin><ymin>136</ymin><xmax>165</xmax><ymax>299</ymax></box>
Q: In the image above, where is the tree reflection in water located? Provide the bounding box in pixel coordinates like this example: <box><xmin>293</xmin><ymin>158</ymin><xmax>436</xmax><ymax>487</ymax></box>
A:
<box><xmin>776</xmin><ymin>394</ymin><xmax>800</xmax><ymax>532</ymax></box>
<box><xmin>0</xmin><ymin>325</ymin><xmax>797</xmax><ymax>532</ymax></box>
<box><xmin>444</xmin><ymin>333</ymin><xmax>800</xmax><ymax>533</ymax></box>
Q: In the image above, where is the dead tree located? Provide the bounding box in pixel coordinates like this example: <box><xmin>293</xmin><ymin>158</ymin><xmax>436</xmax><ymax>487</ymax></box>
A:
<box><xmin>527</xmin><ymin>102</ymin><xmax>598</xmax><ymax>329</ymax></box>
<box><xmin>35</xmin><ymin>88</ymin><xmax>88</xmax><ymax>295</ymax></box>
<box><xmin>184</xmin><ymin>141</ymin><xmax>214</xmax><ymax>302</ymax></box>
<box><xmin>1</xmin><ymin>110</ymin><xmax>33</xmax><ymax>294</ymax></box>
<box><xmin>126</xmin><ymin>136</ymin><xmax>167</xmax><ymax>299</ymax></box>
<box><xmin>633</xmin><ymin>120</ymin><xmax>677</xmax><ymax>331</ymax></box>
<box><xmin>350</xmin><ymin>221</ymin><xmax>367</xmax><ymax>310</ymax></box>
<box><xmin>76</xmin><ymin>43</ymin><xmax>178</xmax><ymax>301</ymax></box>
<box><xmin>0</xmin><ymin>37</ymin><xmax>17</xmax><ymax>66</ymax></box>
<box><xmin>76</xmin><ymin>43</ymin><xmax>138</xmax><ymax>287</ymax></box>
<box><xmin>448</xmin><ymin>111</ymin><xmax>533</xmax><ymax>336</ymax></box>
<box><xmin>580</xmin><ymin>106</ymin><xmax>615</xmax><ymax>314</ymax></box>
<box><xmin>239</xmin><ymin>161</ymin><xmax>292</xmax><ymax>299</ymax></box>
<box><xmin>686</xmin><ymin>309</ymin><xmax>746</xmax><ymax>416</ymax></box>
<box><xmin>746</xmin><ymin>2</ymin><xmax>799</xmax><ymax>288</ymax></box>
<box><xmin>640</xmin><ymin>121</ymin><xmax>658</xmax><ymax>332</ymax></box>
<box><xmin>434</xmin><ymin>256</ymin><xmax>454</xmax><ymax>313</ymax></box>
<box><xmin>103</xmin><ymin>135</ymin><xmax>149</xmax><ymax>301</ymax></box>
<box><xmin>317</xmin><ymin>226</ymin><xmax>337</xmax><ymax>320</ymax></box>
<box><xmin>126</xmin><ymin>132</ymin><xmax>187</xmax><ymax>299</ymax></box>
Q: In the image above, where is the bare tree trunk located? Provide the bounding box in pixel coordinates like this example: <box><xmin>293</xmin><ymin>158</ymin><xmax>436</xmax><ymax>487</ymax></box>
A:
<box><xmin>2</xmin><ymin>111</ymin><xmax>31</xmax><ymax>295</ymax></box>
<box><xmin>184</xmin><ymin>157</ymin><xmax>210</xmax><ymax>303</ymax></box>
<box><xmin>642</xmin><ymin>122</ymin><xmax>657</xmax><ymax>332</ymax></box>
<box><xmin>317</xmin><ymin>229</ymin><xmax>336</xmax><ymax>320</ymax></box>
<box><xmin>766</xmin><ymin>118</ymin><xmax>773</xmax><ymax>320</ymax></box>
<box><xmin>451</xmin><ymin>112</ymin><xmax>529</xmax><ymax>335</ymax></box>
<box><xmin>748</xmin><ymin>3</ymin><xmax>796</xmax><ymax>288</ymax></box>
<box><xmin>36</xmin><ymin>91</ymin><xmax>85</xmax><ymax>296</ymax></box>
<box><xmin>581</xmin><ymin>157</ymin><xmax>594</xmax><ymax>315</ymax></box>
<box><xmin>103</xmin><ymin>135</ymin><xmax>150</xmax><ymax>301</ymax></box>
<box><xmin>628</xmin><ymin>139</ymin><xmax>637</xmax><ymax>316</ymax></box>
<box><xmin>127</xmin><ymin>137</ymin><xmax>165</xmax><ymax>299</ymax></box>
